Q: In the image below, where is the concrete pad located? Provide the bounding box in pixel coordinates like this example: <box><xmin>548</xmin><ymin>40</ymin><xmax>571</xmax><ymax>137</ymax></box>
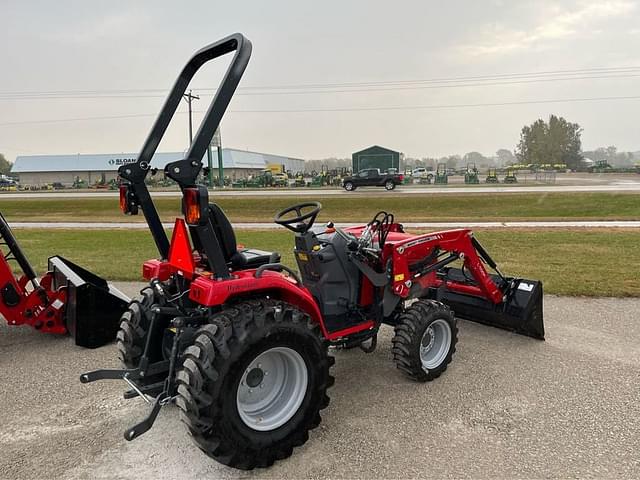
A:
<box><xmin>1</xmin><ymin>285</ymin><xmax>638</xmax><ymax>479</ymax></box>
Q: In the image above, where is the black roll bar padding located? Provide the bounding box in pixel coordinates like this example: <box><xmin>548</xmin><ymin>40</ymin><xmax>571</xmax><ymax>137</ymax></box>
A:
<box><xmin>0</xmin><ymin>212</ymin><xmax>37</xmax><ymax>281</ymax></box>
<box><xmin>118</xmin><ymin>33</ymin><xmax>253</xmax><ymax>258</ymax></box>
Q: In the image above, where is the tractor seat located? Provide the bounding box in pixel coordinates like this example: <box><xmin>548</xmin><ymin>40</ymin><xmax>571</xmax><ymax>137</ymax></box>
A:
<box><xmin>207</xmin><ymin>204</ymin><xmax>280</xmax><ymax>269</ymax></box>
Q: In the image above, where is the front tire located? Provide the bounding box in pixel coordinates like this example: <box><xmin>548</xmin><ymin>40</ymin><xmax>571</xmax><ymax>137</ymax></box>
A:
<box><xmin>391</xmin><ymin>300</ymin><xmax>457</xmax><ymax>382</ymax></box>
<box><xmin>176</xmin><ymin>299</ymin><xmax>334</xmax><ymax>470</ymax></box>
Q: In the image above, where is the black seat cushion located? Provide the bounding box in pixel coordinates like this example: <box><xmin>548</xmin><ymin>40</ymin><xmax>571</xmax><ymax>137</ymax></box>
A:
<box><xmin>207</xmin><ymin>204</ymin><xmax>280</xmax><ymax>269</ymax></box>
<box><xmin>234</xmin><ymin>248</ymin><xmax>281</xmax><ymax>268</ymax></box>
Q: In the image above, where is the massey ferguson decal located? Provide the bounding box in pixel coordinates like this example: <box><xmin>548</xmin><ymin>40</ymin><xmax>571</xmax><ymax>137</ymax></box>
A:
<box><xmin>403</xmin><ymin>234</ymin><xmax>443</xmax><ymax>248</ymax></box>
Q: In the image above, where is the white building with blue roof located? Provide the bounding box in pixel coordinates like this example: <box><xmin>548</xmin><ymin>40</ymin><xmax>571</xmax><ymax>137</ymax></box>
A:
<box><xmin>12</xmin><ymin>149</ymin><xmax>304</xmax><ymax>186</ymax></box>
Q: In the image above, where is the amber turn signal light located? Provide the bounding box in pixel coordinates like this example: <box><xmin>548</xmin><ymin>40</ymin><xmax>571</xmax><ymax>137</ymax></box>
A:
<box><xmin>183</xmin><ymin>186</ymin><xmax>209</xmax><ymax>225</ymax></box>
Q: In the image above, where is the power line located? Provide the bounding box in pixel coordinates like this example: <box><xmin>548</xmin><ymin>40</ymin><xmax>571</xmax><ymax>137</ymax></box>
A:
<box><xmin>1</xmin><ymin>66</ymin><xmax>640</xmax><ymax>100</ymax></box>
<box><xmin>3</xmin><ymin>72</ymin><xmax>640</xmax><ymax>101</ymax></box>
<box><xmin>1</xmin><ymin>94</ymin><xmax>639</xmax><ymax>127</ymax></box>
<box><xmin>222</xmin><ymin>73</ymin><xmax>640</xmax><ymax>96</ymax></box>
<box><xmin>237</xmin><ymin>66</ymin><xmax>640</xmax><ymax>90</ymax></box>
<box><xmin>0</xmin><ymin>112</ymin><xmax>161</xmax><ymax>126</ymax></box>
<box><xmin>228</xmin><ymin>95</ymin><xmax>640</xmax><ymax>113</ymax></box>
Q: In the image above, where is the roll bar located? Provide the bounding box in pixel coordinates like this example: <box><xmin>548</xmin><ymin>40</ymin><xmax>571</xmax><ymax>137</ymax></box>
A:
<box><xmin>119</xmin><ymin>33</ymin><xmax>252</xmax><ymax>258</ymax></box>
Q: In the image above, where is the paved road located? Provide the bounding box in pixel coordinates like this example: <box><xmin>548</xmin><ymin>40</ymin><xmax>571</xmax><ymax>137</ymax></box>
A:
<box><xmin>1</xmin><ymin>284</ymin><xmax>638</xmax><ymax>479</ymax></box>
<box><xmin>2</xmin><ymin>181</ymin><xmax>640</xmax><ymax>199</ymax></box>
<box><xmin>9</xmin><ymin>220</ymin><xmax>640</xmax><ymax>229</ymax></box>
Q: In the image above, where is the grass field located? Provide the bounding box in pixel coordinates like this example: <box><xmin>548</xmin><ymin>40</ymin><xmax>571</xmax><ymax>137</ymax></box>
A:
<box><xmin>11</xmin><ymin>228</ymin><xmax>640</xmax><ymax>297</ymax></box>
<box><xmin>1</xmin><ymin>191</ymin><xmax>639</xmax><ymax>223</ymax></box>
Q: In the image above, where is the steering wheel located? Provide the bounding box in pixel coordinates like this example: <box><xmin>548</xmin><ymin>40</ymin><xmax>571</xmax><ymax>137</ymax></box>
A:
<box><xmin>274</xmin><ymin>201</ymin><xmax>322</xmax><ymax>233</ymax></box>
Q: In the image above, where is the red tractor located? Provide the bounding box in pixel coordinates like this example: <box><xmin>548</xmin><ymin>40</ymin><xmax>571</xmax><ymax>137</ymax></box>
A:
<box><xmin>82</xmin><ymin>34</ymin><xmax>544</xmax><ymax>470</ymax></box>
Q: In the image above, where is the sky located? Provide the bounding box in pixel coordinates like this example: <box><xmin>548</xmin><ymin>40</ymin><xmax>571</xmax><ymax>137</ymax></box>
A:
<box><xmin>1</xmin><ymin>0</ymin><xmax>640</xmax><ymax>163</ymax></box>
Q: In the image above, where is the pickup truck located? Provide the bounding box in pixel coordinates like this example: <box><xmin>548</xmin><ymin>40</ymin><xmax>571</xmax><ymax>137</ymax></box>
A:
<box><xmin>342</xmin><ymin>168</ymin><xmax>404</xmax><ymax>191</ymax></box>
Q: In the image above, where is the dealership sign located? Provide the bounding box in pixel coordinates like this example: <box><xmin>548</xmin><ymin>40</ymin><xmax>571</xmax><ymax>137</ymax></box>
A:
<box><xmin>108</xmin><ymin>158</ymin><xmax>137</xmax><ymax>166</ymax></box>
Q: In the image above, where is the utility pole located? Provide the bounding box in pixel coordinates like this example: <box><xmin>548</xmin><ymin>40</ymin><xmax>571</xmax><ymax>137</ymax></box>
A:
<box><xmin>212</xmin><ymin>127</ymin><xmax>223</xmax><ymax>188</ymax></box>
<box><xmin>183</xmin><ymin>89</ymin><xmax>200</xmax><ymax>145</ymax></box>
<box><xmin>206</xmin><ymin>143</ymin><xmax>214</xmax><ymax>187</ymax></box>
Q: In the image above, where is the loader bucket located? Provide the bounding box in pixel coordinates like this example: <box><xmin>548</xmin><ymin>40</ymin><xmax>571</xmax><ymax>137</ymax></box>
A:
<box><xmin>434</xmin><ymin>267</ymin><xmax>545</xmax><ymax>340</ymax></box>
<box><xmin>48</xmin><ymin>256</ymin><xmax>130</xmax><ymax>348</ymax></box>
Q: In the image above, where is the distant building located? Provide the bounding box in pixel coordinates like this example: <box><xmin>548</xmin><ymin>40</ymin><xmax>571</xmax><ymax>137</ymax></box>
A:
<box><xmin>352</xmin><ymin>145</ymin><xmax>402</xmax><ymax>173</ymax></box>
<box><xmin>12</xmin><ymin>148</ymin><xmax>305</xmax><ymax>186</ymax></box>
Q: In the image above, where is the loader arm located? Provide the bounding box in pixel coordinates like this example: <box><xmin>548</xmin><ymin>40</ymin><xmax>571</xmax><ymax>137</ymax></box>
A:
<box><xmin>387</xmin><ymin>229</ymin><xmax>504</xmax><ymax>303</ymax></box>
<box><xmin>118</xmin><ymin>33</ymin><xmax>252</xmax><ymax>258</ymax></box>
<box><xmin>385</xmin><ymin>228</ymin><xmax>544</xmax><ymax>339</ymax></box>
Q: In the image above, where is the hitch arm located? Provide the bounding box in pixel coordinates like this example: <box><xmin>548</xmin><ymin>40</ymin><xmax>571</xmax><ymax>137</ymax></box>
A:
<box><xmin>124</xmin><ymin>393</ymin><xmax>168</xmax><ymax>441</ymax></box>
<box><xmin>79</xmin><ymin>360</ymin><xmax>170</xmax><ymax>384</ymax></box>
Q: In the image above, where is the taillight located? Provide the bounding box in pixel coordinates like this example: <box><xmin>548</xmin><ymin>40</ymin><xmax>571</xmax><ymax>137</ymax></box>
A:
<box><xmin>183</xmin><ymin>186</ymin><xmax>209</xmax><ymax>225</ymax></box>
<box><xmin>119</xmin><ymin>184</ymin><xmax>138</xmax><ymax>215</ymax></box>
<box><xmin>399</xmin><ymin>174</ymin><xmax>404</xmax><ymax>182</ymax></box>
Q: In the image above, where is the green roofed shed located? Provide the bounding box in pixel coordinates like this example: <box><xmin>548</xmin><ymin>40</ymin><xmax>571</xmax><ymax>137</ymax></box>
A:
<box><xmin>352</xmin><ymin>145</ymin><xmax>401</xmax><ymax>172</ymax></box>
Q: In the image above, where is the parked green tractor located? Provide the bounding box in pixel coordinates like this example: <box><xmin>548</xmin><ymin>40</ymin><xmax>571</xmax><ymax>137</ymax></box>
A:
<box><xmin>464</xmin><ymin>163</ymin><xmax>480</xmax><ymax>184</ymax></box>
<box><xmin>485</xmin><ymin>168</ymin><xmax>499</xmax><ymax>183</ymax></box>
<box><xmin>293</xmin><ymin>171</ymin><xmax>307</xmax><ymax>187</ymax></box>
<box><xmin>504</xmin><ymin>168</ymin><xmax>518</xmax><ymax>184</ymax></box>
<box><xmin>434</xmin><ymin>163</ymin><xmax>448</xmax><ymax>184</ymax></box>
<box><xmin>310</xmin><ymin>166</ymin><xmax>329</xmax><ymax>187</ymax></box>
<box><xmin>243</xmin><ymin>170</ymin><xmax>288</xmax><ymax>188</ymax></box>
<box><xmin>72</xmin><ymin>177</ymin><xmax>88</xmax><ymax>189</ymax></box>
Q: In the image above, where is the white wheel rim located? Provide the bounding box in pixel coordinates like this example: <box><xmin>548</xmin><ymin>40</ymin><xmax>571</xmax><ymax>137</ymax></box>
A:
<box><xmin>236</xmin><ymin>347</ymin><xmax>308</xmax><ymax>431</ymax></box>
<box><xmin>420</xmin><ymin>319</ymin><xmax>452</xmax><ymax>371</ymax></box>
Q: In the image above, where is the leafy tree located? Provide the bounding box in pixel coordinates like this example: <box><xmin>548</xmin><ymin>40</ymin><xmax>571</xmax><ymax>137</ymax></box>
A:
<box><xmin>0</xmin><ymin>154</ymin><xmax>12</xmax><ymax>176</ymax></box>
<box><xmin>305</xmin><ymin>157</ymin><xmax>350</xmax><ymax>173</ymax></box>
<box><xmin>442</xmin><ymin>155</ymin><xmax>461</xmax><ymax>169</ymax></box>
<box><xmin>584</xmin><ymin>146</ymin><xmax>635</xmax><ymax>167</ymax></box>
<box><xmin>462</xmin><ymin>151</ymin><xmax>489</xmax><ymax>167</ymax></box>
<box><xmin>516</xmin><ymin>115</ymin><xmax>583</xmax><ymax>169</ymax></box>
<box><xmin>496</xmin><ymin>148</ymin><xmax>515</xmax><ymax>166</ymax></box>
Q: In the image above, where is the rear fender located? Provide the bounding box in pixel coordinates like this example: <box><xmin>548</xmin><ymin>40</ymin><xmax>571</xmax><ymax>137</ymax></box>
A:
<box><xmin>189</xmin><ymin>270</ymin><xmax>329</xmax><ymax>338</ymax></box>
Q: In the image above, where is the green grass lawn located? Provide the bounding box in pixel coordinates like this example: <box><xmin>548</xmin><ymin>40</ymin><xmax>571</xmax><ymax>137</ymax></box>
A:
<box><xmin>1</xmin><ymin>191</ymin><xmax>639</xmax><ymax>223</ymax></box>
<box><xmin>11</xmin><ymin>228</ymin><xmax>640</xmax><ymax>297</ymax></box>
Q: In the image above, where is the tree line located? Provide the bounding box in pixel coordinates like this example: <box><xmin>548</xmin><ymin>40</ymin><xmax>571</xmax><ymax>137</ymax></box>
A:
<box><xmin>0</xmin><ymin>154</ymin><xmax>12</xmax><ymax>176</ymax></box>
<box><xmin>3</xmin><ymin>115</ymin><xmax>639</xmax><ymax>176</ymax></box>
<box><xmin>307</xmin><ymin>114</ymin><xmax>639</xmax><ymax>172</ymax></box>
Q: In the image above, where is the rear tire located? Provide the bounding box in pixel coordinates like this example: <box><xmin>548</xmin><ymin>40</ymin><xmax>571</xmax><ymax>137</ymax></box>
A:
<box><xmin>391</xmin><ymin>300</ymin><xmax>457</xmax><ymax>382</ymax></box>
<box><xmin>384</xmin><ymin>180</ymin><xmax>396</xmax><ymax>190</ymax></box>
<box><xmin>343</xmin><ymin>181</ymin><xmax>355</xmax><ymax>191</ymax></box>
<box><xmin>176</xmin><ymin>299</ymin><xmax>334</xmax><ymax>470</ymax></box>
<box><xmin>116</xmin><ymin>287</ymin><xmax>165</xmax><ymax>368</ymax></box>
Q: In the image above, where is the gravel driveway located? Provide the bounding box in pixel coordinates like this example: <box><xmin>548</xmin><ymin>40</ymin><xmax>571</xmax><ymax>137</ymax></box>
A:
<box><xmin>1</xmin><ymin>284</ymin><xmax>638</xmax><ymax>479</ymax></box>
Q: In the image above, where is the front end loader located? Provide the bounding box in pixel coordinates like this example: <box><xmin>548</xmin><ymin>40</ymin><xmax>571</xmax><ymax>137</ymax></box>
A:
<box><xmin>81</xmin><ymin>33</ymin><xmax>545</xmax><ymax>469</ymax></box>
<box><xmin>0</xmin><ymin>213</ymin><xmax>129</xmax><ymax>347</ymax></box>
